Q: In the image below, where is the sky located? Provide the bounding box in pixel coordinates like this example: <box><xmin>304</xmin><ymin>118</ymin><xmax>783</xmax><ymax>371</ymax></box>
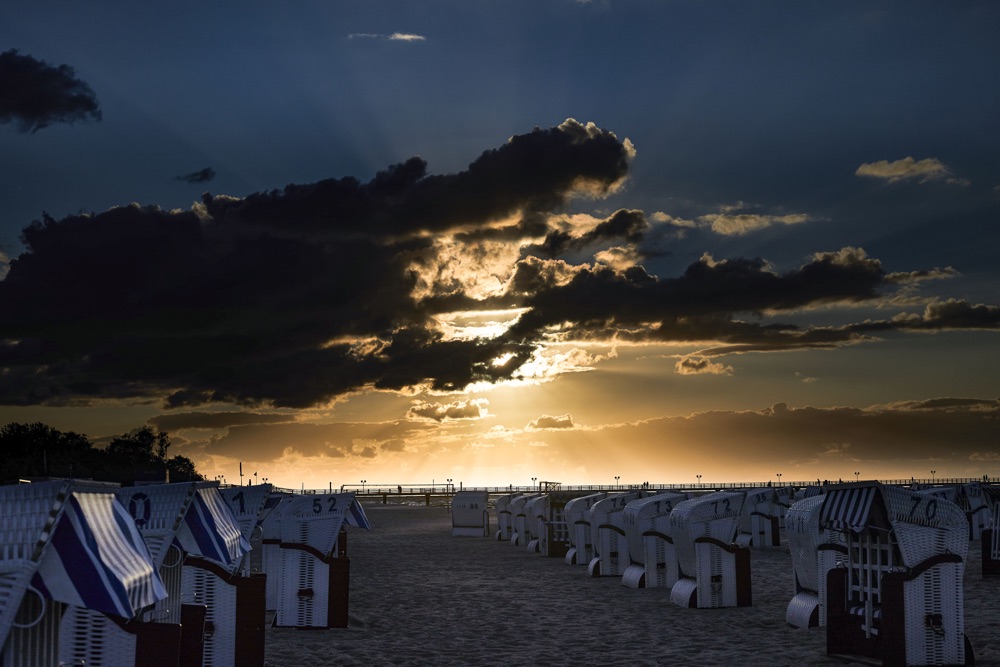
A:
<box><xmin>1</xmin><ymin>1</ymin><xmax>999</xmax><ymax>491</ymax></box>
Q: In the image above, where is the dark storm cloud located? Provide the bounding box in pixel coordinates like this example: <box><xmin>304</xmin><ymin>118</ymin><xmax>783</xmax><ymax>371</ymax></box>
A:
<box><xmin>148</xmin><ymin>411</ymin><xmax>298</xmax><ymax>431</ymax></box>
<box><xmin>175</xmin><ymin>167</ymin><xmax>216</xmax><ymax>184</ymax></box>
<box><xmin>0</xmin><ymin>121</ymin><xmax>630</xmax><ymax>408</ymax></box>
<box><xmin>527</xmin><ymin>209</ymin><xmax>648</xmax><ymax>258</ymax></box>
<box><xmin>0</xmin><ymin>49</ymin><xmax>101</xmax><ymax>133</ymax></box>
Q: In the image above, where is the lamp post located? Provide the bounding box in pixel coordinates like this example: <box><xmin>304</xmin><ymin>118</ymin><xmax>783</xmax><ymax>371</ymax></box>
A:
<box><xmin>262</xmin><ymin>477</ymin><xmax>268</xmax><ymax>486</ymax></box>
<box><xmin>446</xmin><ymin>478</ymin><xmax>453</xmax><ymax>493</ymax></box>
<box><xmin>696</xmin><ymin>474</ymin><xmax>702</xmax><ymax>487</ymax></box>
<box><xmin>531</xmin><ymin>477</ymin><xmax>537</xmax><ymax>491</ymax></box>
<box><xmin>931</xmin><ymin>470</ymin><xmax>936</xmax><ymax>483</ymax></box>
<box><xmin>361</xmin><ymin>479</ymin><xmax>366</xmax><ymax>493</ymax></box>
<box><xmin>855</xmin><ymin>471</ymin><xmax>860</xmax><ymax>483</ymax></box>
<box><xmin>776</xmin><ymin>472</ymin><xmax>782</xmax><ymax>486</ymax></box>
<box><xmin>614</xmin><ymin>475</ymin><xmax>620</xmax><ymax>489</ymax></box>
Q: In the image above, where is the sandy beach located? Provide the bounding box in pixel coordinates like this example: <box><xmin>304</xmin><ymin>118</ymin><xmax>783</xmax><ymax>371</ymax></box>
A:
<box><xmin>264</xmin><ymin>504</ymin><xmax>1000</xmax><ymax>667</ymax></box>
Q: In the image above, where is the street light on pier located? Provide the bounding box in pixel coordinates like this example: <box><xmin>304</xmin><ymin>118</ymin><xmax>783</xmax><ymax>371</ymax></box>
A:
<box><xmin>696</xmin><ymin>474</ymin><xmax>701</xmax><ymax>487</ymax></box>
<box><xmin>854</xmin><ymin>471</ymin><xmax>860</xmax><ymax>483</ymax></box>
<box><xmin>446</xmin><ymin>478</ymin><xmax>453</xmax><ymax>493</ymax></box>
<box><xmin>614</xmin><ymin>475</ymin><xmax>620</xmax><ymax>489</ymax></box>
<box><xmin>361</xmin><ymin>479</ymin><xmax>366</xmax><ymax>493</ymax></box>
<box><xmin>531</xmin><ymin>477</ymin><xmax>537</xmax><ymax>491</ymax></box>
<box><xmin>931</xmin><ymin>470</ymin><xmax>936</xmax><ymax>483</ymax></box>
<box><xmin>776</xmin><ymin>472</ymin><xmax>782</xmax><ymax>486</ymax></box>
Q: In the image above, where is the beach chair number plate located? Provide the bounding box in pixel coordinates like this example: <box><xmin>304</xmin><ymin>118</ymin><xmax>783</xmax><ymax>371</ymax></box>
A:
<box><xmin>312</xmin><ymin>497</ymin><xmax>338</xmax><ymax>514</ymax></box>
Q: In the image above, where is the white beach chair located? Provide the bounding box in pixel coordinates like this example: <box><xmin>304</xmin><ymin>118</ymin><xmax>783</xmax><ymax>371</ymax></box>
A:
<box><xmin>60</xmin><ymin>481</ymin><xmax>247</xmax><ymax>667</ymax></box>
<box><xmin>272</xmin><ymin>493</ymin><xmax>370</xmax><ymax>629</ymax></box>
<box><xmin>450</xmin><ymin>491</ymin><xmax>490</xmax><ymax>537</ymax></box>
<box><xmin>493</xmin><ymin>493</ymin><xmax>516</xmax><ymax>542</ymax></box>
<box><xmin>620</xmin><ymin>491</ymin><xmax>688</xmax><ymax>589</ymax></box>
<box><xmin>1</xmin><ymin>480</ymin><xmax>167</xmax><ymax>667</ymax></box>
<box><xmin>509</xmin><ymin>493</ymin><xmax>539</xmax><ymax>547</ymax></box>
<box><xmin>668</xmin><ymin>490</ymin><xmax>752</xmax><ymax>609</ymax></box>
<box><xmin>957</xmin><ymin>482</ymin><xmax>990</xmax><ymax>543</ymax></box>
<box><xmin>822</xmin><ymin>482</ymin><xmax>973</xmax><ymax>666</ymax></box>
<box><xmin>534</xmin><ymin>492</ymin><xmax>592</xmax><ymax>559</ymax></box>
<box><xmin>523</xmin><ymin>495</ymin><xmax>549</xmax><ymax>552</ymax></box>
<box><xmin>735</xmin><ymin>487</ymin><xmax>782</xmax><ymax>548</ymax></box>
<box><xmin>181</xmin><ymin>483</ymin><xmax>272</xmax><ymax>667</ymax></box>
<box><xmin>981</xmin><ymin>485</ymin><xmax>1000</xmax><ymax>576</ymax></box>
<box><xmin>259</xmin><ymin>492</ymin><xmax>290</xmax><ymax>610</ymax></box>
<box><xmin>784</xmin><ymin>494</ymin><xmax>846</xmax><ymax>628</ymax></box>
<box><xmin>588</xmin><ymin>491</ymin><xmax>645</xmax><ymax>578</ymax></box>
<box><xmin>563</xmin><ymin>493</ymin><xmax>607</xmax><ymax>565</ymax></box>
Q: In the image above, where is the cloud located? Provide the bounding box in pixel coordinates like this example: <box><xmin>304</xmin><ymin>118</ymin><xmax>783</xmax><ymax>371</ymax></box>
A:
<box><xmin>526</xmin><ymin>414</ymin><xmax>576</xmax><ymax>430</ymax></box>
<box><xmin>674</xmin><ymin>355</ymin><xmax>733</xmax><ymax>375</ymax></box>
<box><xmin>0</xmin><ymin>49</ymin><xmax>101</xmax><ymax>133</ymax></box>
<box><xmin>348</xmin><ymin>32</ymin><xmax>426</xmax><ymax>42</ymax></box>
<box><xmin>855</xmin><ymin>157</ymin><xmax>967</xmax><ymax>185</ymax></box>
<box><xmin>176</xmin><ymin>167</ymin><xmax>216</xmax><ymax>184</ymax></box>
<box><xmin>406</xmin><ymin>399</ymin><xmax>490</xmax><ymax>422</ymax></box>
<box><xmin>698</xmin><ymin>211</ymin><xmax>810</xmax><ymax>236</ymax></box>
<box><xmin>148</xmin><ymin>411</ymin><xmax>298</xmax><ymax>431</ymax></box>
<box><xmin>0</xmin><ymin>250</ymin><xmax>9</xmax><ymax>281</ymax></box>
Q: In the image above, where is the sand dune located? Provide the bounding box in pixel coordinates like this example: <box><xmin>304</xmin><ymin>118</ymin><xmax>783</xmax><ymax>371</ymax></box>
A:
<box><xmin>264</xmin><ymin>504</ymin><xmax>1000</xmax><ymax>666</ymax></box>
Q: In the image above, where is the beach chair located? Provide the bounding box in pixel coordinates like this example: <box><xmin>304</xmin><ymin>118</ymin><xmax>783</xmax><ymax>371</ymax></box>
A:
<box><xmin>523</xmin><ymin>495</ymin><xmax>549</xmax><ymax>552</ymax></box>
<box><xmin>272</xmin><ymin>493</ymin><xmax>371</xmax><ymax>629</ymax></box>
<box><xmin>784</xmin><ymin>494</ymin><xmax>846</xmax><ymax>628</ymax></box>
<box><xmin>588</xmin><ymin>491</ymin><xmax>645</xmax><ymax>578</ymax></box>
<box><xmin>821</xmin><ymin>482</ymin><xmax>973</xmax><ymax>666</ymax></box>
<box><xmin>620</xmin><ymin>491</ymin><xmax>688</xmax><ymax>589</ymax></box>
<box><xmin>982</xmin><ymin>485</ymin><xmax>1000</xmax><ymax>577</ymax></box>
<box><xmin>535</xmin><ymin>492</ymin><xmax>593</xmax><ymax>559</ymax></box>
<box><xmin>259</xmin><ymin>492</ymin><xmax>290</xmax><ymax>610</ymax></box>
<box><xmin>509</xmin><ymin>494</ymin><xmax>539</xmax><ymax>547</ymax></box>
<box><xmin>1</xmin><ymin>480</ymin><xmax>167</xmax><ymax>667</ymax></box>
<box><xmin>563</xmin><ymin>493</ymin><xmax>607</xmax><ymax>565</ymax></box>
<box><xmin>735</xmin><ymin>487</ymin><xmax>782</xmax><ymax>548</ymax></box>
<box><xmin>450</xmin><ymin>491</ymin><xmax>490</xmax><ymax>537</ymax></box>
<box><xmin>181</xmin><ymin>484</ymin><xmax>272</xmax><ymax>667</ymax></box>
<box><xmin>956</xmin><ymin>483</ymin><xmax>990</xmax><ymax>543</ymax></box>
<box><xmin>60</xmin><ymin>481</ymin><xmax>247</xmax><ymax>667</ymax></box>
<box><xmin>493</xmin><ymin>493</ymin><xmax>518</xmax><ymax>542</ymax></box>
<box><xmin>668</xmin><ymin>490</ymin><xmax>751</xmax><ymax>609</ymax></box>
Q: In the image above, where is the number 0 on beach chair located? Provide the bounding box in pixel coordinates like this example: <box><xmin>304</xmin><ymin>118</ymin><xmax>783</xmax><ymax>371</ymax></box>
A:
<box><xmin>668</xmin><ymin>490</ymin><xmax>752</xmax><ymax>609</ymax></box>
<box><xmin>1</xmin><ymin>480</ymin><xmax>167</xmax><ymax>667</ymax></box>
<box><xmin>821</xmin><ymin>482</ymin><xmax>974</xmax><ymax>666</ymax></box>
<box><xmin>450</xmin><ymin>492</ymin><xmax>489</xmax><ymax>537</ymax></box>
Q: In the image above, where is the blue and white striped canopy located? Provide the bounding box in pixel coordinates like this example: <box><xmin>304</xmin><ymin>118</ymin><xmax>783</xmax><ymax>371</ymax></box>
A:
<box><xmin>30</xmin><ymin>491</ymin><xmax>167</xmax><ymax>618</ymax></box>
<box><xmin>346</xmin><ymin>497</ymin><xmax>372</xmax><ymax>531</ymax></box>
<box><xmin>819</xmin><ymin>485</ymin><xmax>877</xmax><ymax>533</ymax></box>
<box><xmin>174</xmin><ymin>486</ymin><xmax>250</xmax><ymax>565</ymax></box>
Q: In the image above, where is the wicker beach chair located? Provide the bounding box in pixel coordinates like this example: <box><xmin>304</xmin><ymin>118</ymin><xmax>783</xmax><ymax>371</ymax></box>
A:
<box><xmin>450</xmin><ymin>491</ymin><xmax>490</xmax><ymax>537</ymax></box>
<box><xmin>668</xmin><ymin>490</ymin><xmax>751</xmax><ymax>609</ymax></box>
<box><xmin>535</xmin><ymin>491</ymin><xmax>592</xmax><ymax>559</ymax></box>
<box><xmin>259</xmin><ymin>493</ymin><xmax>290</xmax><ymax>611</ymax></box>
<box><xmin>588</xmin><ymin>491</ymin><xmax>645</xmax><ymax>578</ymax></box>
<box><xmin>272</xmin><ymin>492</ymin><xmax>371</xmax><ymax>629</ymax></box>
<box><xmin>821</xmin><ymin>482</ymin><xmax>973</xmax><ymax>666</ymax></box>
<box><xmin>509</xmin><ymin>493</ymin><xmax>540</xmax><ymax>547</ymax></box>
<box><xmin>563</xmin><ymin>493</ymin><xmax>608</xmax><ymax>565</ymax></box>
<box><xmin>735</xmin><ymin>487</ymin><xmax>783</xmax><ymax>548</ymax></box>
<box><xmin>181</xmin><ymin>484</ymin><xmax>272</xmax><ymax>667</ymax></box>
<box><xmin>619</xmin><ymin>491</ymin><xmax>688</xmax><ymax>589</ymax></box>
<box><xmin>784</xmin><ymin>493</ymin><xmax>846</xmax><ymax>628</ymax></box>
<box><xmin>1</xmin><ymin>480</ymin><xmax>167</xmax><ymax>667</ymax></box>
<box><xmin>523</xmin><ymin>495</ymin><xmax>549</xmax><ymax>552</ymax></box>
<box><xmin>982</xmin><ymin>485</ymin><xmax>1000</xmax><ymax>577</ymax></box>
<box><xmin>493</xmin><ymin>493</ymin><xmax>517</xmax><ymax>542</ymax></box>
<box><xmin>60</xmin><ymin>481</ymin><xmax>247</xmax><ymax>667</ymax></box>
<box><xmin>956</xmin><ymin>483</ymin><xmax>990</xmax><ymax>543</ymax></box>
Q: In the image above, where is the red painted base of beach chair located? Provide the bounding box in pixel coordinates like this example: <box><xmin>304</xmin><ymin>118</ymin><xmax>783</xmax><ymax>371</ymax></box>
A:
<box><xmin>983</xmin><ymin>529</ymin><xmax>1000</xmax><ymax>577</ymax></box>
<box><xmin>123</xmin><ymin>618</ymin><xmax>184</xmax><ymax>667</ymax></box>
<box><xmin>827</xmin><ymin>562</ymin><xmax>974</xmax><ymax>666</ymax></box>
